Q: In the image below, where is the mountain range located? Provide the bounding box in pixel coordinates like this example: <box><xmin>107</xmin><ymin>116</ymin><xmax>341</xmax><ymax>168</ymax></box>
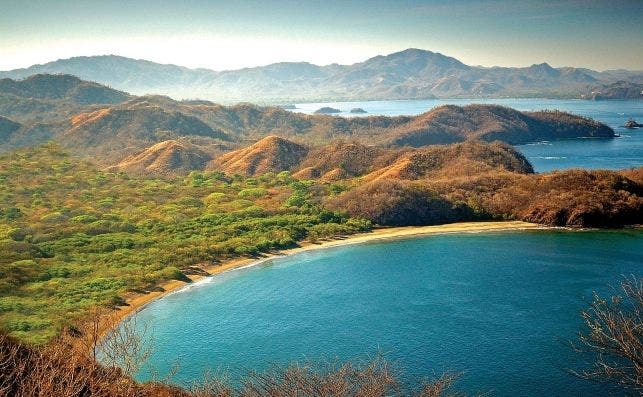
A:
<box><xmin>1</xmin><ymin>49</ymin><xmax>641</xmax><ymax>103</ymax></box>
<box><xmin>0</xmin><ymin>73</ymin><xmax>639</xmax><ymax>232</ymax></box>
<box><xmin>0</xmin><ymin>74</ymin><xmax>615</xmax><ymax>175</ymax></box>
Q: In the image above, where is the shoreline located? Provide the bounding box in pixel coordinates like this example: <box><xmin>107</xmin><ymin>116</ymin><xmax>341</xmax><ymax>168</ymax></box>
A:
<box><xmin>106</xmin><ymin>221</ymin><xmax>544</xmax><ymax>333</ymax></box>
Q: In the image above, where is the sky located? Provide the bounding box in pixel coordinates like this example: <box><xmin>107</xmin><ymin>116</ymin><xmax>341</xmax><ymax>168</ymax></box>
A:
<box><xmin>1</xmin><ymin>0</ymin><xmax>642</xmax><ymax>72</ymax></box>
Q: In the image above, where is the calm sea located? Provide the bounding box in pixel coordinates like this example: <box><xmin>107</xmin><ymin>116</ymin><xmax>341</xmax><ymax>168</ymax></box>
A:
<box><xmin>130</xmin><ymin>229</ymin><xmax>642</xmax><ymax>396</ymax></box>
<box><xmin>289</xmin><ymin>98</ymin><xmax>643</xmax><ymax>172</ymax></box>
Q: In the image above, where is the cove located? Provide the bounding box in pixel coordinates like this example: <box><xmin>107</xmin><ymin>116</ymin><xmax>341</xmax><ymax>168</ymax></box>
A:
<box><xmin>128</xmin><ymin>229</ymin><xmax>642</xmax><ymax>396</ymax></box>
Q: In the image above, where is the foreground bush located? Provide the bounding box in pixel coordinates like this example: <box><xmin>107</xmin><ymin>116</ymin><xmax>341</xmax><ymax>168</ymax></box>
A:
<box><xmin>574</xmin><ymin>276</ymin><xmax>643</xmax><ymax>393</ymax></box>
<box><xmin>0</xmin><ymin>328</ymin><xmax>459</xmax><ymax>397</ymax></box>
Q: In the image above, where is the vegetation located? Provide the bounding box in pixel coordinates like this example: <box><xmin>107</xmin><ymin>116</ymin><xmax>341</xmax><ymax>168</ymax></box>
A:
<box><xmin>0</xmin><ymin>144</ymin><xmax>371</xmax><ymax>343</ymax></box>
<box><xmin>0</xmin><ymin>74</ymin><xmax>615</xmax><ymax>170</ymax></box>
<box><xmin>1</xmin><ymin>136</ymin><xmax>640</xmax><ymax>343</ymax></box>
<box><xmin>0</xmin><ymin>325</ymin><xmax>459</xmax><ymax>396</ymax></box>
<box><xmin>0</xmin><ymin>56</ymin><xmax>639</xmax><ymax>397</ymax></box>
<box><xmin>210</xmin><ymin>136</ymin><xmax>308</xmax><ymax>176</ymax></box>
<box><xmin>109</xmin><ymin>140</ymin><xmax>213</xmax><ymax>177</ymax></box>
<box><xmin>0</xmin><ymin>74</ymin><xmax>130</xmax><ymax>123</ymax></box>
<box><xmin>328</xmin><ymin>179</ymin><xmax>475</xmax><ymax>226</ymax></box>
<box><xmin>573</xmin><ymin>276</ymin><xmax>643</xmax><ymax>393</ymax></box>
<box><xmin>344</xmin><ymin>169</ymin><xmax>642</xmax><ymax>228</ymax></box>
<box><xmin>211</xmin><ymin>138</ymin><xmax>534</xmax><ymax>179</ymax></box>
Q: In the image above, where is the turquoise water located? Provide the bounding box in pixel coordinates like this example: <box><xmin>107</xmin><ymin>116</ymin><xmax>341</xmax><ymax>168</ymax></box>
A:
<box><xmin>129</xmin><ymin>230</ymin><xmax>642</xmax><ymax>395</ymax></box>
<box><xmin>290</xmin><ymin>99</ymin><xmax>643</xmax><ymax>172</ymax></box>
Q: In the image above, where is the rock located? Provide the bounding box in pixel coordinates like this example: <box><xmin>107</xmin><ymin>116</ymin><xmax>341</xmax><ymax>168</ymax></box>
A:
<box><xmin>624</xmin><ymin>118</ymin><xmax>642</xmax><ymax>129</ymax></box>
<box><xmin>314</xmin><ymin>107</ymin><xmax>341</xmax><ymax>114</ymax></box>
<box><xmin>349</xmin><ymin>108</ymin><xmax>367</xmax><ymax>114</ymax></box>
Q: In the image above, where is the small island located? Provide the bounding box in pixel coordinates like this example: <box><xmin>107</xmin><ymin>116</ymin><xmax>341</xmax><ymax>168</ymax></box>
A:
<box><xmin>350</xmin><ymin>107</ymin><xmax>368</xmax><ymax>114</ymax></box>
<box><xmin>624</xmin><ymin>118</ymin><xmax>642</xmax><ymax>129</ymax></box>
<box><xmin>314</xmin><ymin>106</ymin><xmax>341</xmax><ymax>114</ymax></box>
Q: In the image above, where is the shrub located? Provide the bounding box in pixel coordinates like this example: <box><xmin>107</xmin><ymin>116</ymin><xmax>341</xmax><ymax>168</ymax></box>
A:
<box><xmin>238</xmin><ymin>187</ymin><xmax>267</xmax><ymax>199</ymax></box>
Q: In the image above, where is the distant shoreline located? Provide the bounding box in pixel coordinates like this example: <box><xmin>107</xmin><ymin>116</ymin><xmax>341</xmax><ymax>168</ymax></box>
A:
<box><xmin>106</xmin><ymin>221</ymin><xmax>543</xmax><ymax>333</ymax></box>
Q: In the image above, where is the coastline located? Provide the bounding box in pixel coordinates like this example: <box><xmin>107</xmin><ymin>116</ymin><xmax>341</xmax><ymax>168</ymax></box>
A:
<box><xmin>107</xmin><ymin>221</ymin><xmax>543</xmax><ymax>331</ymax></box>
<box><xmin>107</xmin><ymin>221</ymin><xmax>548</xmax><ymax>335</ymax></box>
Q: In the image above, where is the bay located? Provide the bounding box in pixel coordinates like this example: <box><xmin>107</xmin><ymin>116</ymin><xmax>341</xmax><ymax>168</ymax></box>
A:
<box><xmin>129</xmin><ymin>229</ymin><xmax>643</xmax><ymax>396</ymax></box>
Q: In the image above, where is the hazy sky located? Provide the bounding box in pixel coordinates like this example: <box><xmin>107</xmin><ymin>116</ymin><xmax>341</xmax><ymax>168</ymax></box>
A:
<box><xmin>1</xmin><ymin>0</ymin><xmax>642</xmax><ymax>71</ymax></box>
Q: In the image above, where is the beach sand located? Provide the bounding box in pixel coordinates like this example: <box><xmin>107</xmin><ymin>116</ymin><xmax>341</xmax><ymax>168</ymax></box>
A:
<box><xmin>107</xmin><ymin>220</ymin><xmax>542</xmax><ymax>331</ymax></box>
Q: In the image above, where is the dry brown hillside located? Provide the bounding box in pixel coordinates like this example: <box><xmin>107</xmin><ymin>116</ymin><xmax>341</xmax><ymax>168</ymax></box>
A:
<box><xmin>361</xmin><ymin>141</ymin><xmax>534</xmax><ymax>182</ymax></box>
<box><xmin>329</xmin><ymin>167</ymin><xmax>643</xmax><ymax>228</ymax></box>
<box><xmin>294</xmin><ymin>141</ymin><xmax>406</xmax><ymax>179</ymax></box>
<box><xmin>59</xmin><ymin>100</ymin><xmax>229</xmax><ymax>165</ymax></box>
<box><xmin>0</xmin><ymin>74</ymin><xmax>617</xmax><ymax>173</ymax></box>
<box><xmin>387</xmin><ymin>105</ymin><xmax>614</xmax><ymax>147</ymax></box>
<box><xmin>208</xmin><ymin>135</ymin><xmax>309</xmax><ymax>175</ymax></box>
<box><xmin>107</xmin><ymin>140</ymin><xmax>212</xmax><ymax>176</ymax></box>
<box><xmin>0</xmin><ymin>75</ymin><xmax>615</xmax><ymax>170</ymax></box>
<box><xmin>207</xmin><ymin>137</ymin><xmax>533</xmax><ymax>181</ymax></box>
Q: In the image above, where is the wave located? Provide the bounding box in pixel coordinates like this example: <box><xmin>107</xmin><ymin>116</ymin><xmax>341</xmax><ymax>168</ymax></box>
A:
<box><xmin>524</xmin><ymin>141</ymin><xmax>552</xmax><ymax>146</ymax></box>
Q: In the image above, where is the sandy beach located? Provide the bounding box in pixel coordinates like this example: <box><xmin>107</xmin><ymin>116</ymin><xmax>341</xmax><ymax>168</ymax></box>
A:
<box><xmin>106</xmin><ymin>220</ymin><xmax>542</xmax><ymax>331</ymax></box>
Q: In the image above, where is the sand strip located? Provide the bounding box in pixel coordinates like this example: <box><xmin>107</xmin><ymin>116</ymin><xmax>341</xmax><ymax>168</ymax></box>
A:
<box><xmin>107</xmin><ymin>221</ymin><xmax>543</xmax><ymax>331</ymax></box>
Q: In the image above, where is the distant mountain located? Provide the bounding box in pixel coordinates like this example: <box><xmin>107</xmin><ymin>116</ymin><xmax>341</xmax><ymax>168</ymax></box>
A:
<box><xmin>0</xmin><ymin>56</ymin><xmax>216</xmax><ymax>96</ymax></box>
<box><xmin>2</xmin><ymin>49</ymin><xmax>641</xmax><ymax>102</ymax></box>
<box><xmin>580</xmin><ymin>81</ymin><xmax>643</xmax><ymax>100</ymax></box>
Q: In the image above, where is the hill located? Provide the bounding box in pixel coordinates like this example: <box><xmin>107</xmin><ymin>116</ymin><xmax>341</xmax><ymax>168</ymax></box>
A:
<box><xmin>383</xmin><ymin>105</ymin><xmax>614</xmax><ymax>146</ymax></box>
<box><xmin>293</xmin><ymin>142</ymin><xmax>400</xmax><ymax>180</ymax></box>
<box><xmin>328</xmin><ymin>166</ymin><xmax>642</xmax><ymax>228</ymax></box>
<box><xmin>1</xmin><ymin>49</ymin><xmax>641</xmax><ymax>102</ymax></box>
<box><xmin>132</xmin><ymin>100</ymin><xmax>613</xmax><ymax>148</ymax></box>
<box><xmin>107</xmin><ymin>140</ymin><xmax>212</xmax><ymax>176</ymax></box>
<box><xmin>0</xmin><ymin>116</ymin><xmax>21</xmax><ymax>140</ymax></box>
<box><xmin>207</xmin><ymin>137</ymin><xmax>533</xmax><ymax>182</ymax></box>
<box><xmin>0</xmin><ymin>76</ymin><xmax>615</xmax><ymax>168</ymax></box>
<box><xmin>580</xmin><ymin>81</ymin><xmax>643</xmax><ymax>100</ymax></box>
<box><xmin>0</xmin><ymin>74</ymin><xmax>129</xmax><ymax>104</ymax></box>
<box><xmin>208</xmin><ymin>135</ymin><xmax>308</xmax><ymax>175</ymax></box>
<box><xmin>361</xmin><ymin>141</ymin><xmax>534</xmax><ymax>182</ymax></box>
<box><xmin>59</xmin><ymin>99</ymin><xmax>230</xmax><ymax>165</ymax></box>
<box><xmin>133</xmin><ymin>101</ymin><xmax>615</xmax><ymax>147</ymax></box>
<box><xmin>0</xmin><ymin>74</ymin><xmax>130</xmax><ymax>123</ymax></box>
